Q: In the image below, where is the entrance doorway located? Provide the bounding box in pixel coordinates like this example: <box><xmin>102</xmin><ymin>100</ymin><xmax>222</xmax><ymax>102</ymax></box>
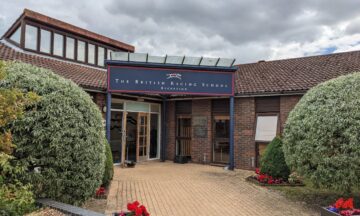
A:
<box><xmin>212</xmin><ymin>116</ymin><xmax>230</xmax><ymax>163</ymax></box>
<box><xmin>110</xmin><ymin>100</ymin><xmax>161</xmax><ymax>164</ymax></box>
<box><xmin>175</xmin><ymin>115</ymin><xmax>192</xmax><ymax>158</ymax></box>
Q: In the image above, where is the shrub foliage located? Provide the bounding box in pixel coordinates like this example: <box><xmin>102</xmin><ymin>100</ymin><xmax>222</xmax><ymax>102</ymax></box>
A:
<box><xmin>102</xmin><ymin>139</ymin><xmax>114</xmax><ymax>186</ymax></box>
<box><xmin>1</xmin><ymin>61</ymin><xmax>106</xmax><ymax>204</ymax></box>
<box><xmin>0</xmin><ymin>61</ymin><xmax>38</xmax><ymax>215</ymax></box>
<box><xmin>260</xmin><ymin>136</ymin><xmax>290</xmax><ymax>179</ymax></box>
<box><xmin>283</xmin><ymin>72</ymin><xmax>360</xmax><ymax>193</ymax></box>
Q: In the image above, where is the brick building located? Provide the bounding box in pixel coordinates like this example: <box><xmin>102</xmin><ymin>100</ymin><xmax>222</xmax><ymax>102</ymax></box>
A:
<box><xmin>1</xmin><ymin>9</ymin><xmax>360</xmax><ymax>170</ymax></box>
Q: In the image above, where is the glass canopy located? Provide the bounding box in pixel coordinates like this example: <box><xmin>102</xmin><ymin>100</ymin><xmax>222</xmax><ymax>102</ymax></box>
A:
<box><xmin>110</xmin><ymin>52</ymin><xmax>236</xmax><ymax>67</ymax></box>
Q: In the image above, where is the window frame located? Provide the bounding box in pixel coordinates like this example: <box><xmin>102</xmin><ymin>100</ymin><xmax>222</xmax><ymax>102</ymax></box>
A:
<box><xmin>65</xmin><ymin>36</ymin><xmax>75</xmax><ymax>60</ymax></box>
<box><xmin>254</xmin><ymin>113</ymin><xmax>280</xmax><ymax>143</ymax></box>
<box><xmin>19</xmin><ymin>19</ymin><xmax>123</xmax><ymax>68</ymax></box>
<box><xmin>39</xmin><ymin>28</ymin><xmax>52</xmax><ymax>54</ymax></box>
<box><xmin>8</xmin><ymin>25</ymin><xmax>22</xmax><ymax>46</ymax></box>
<box><xmin>24</xmin><ymin>24</ymin><xmax>38</xmax><ymax>51</ymax></box>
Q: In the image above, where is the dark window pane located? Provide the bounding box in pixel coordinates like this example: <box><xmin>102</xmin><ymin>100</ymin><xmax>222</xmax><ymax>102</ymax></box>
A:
<box><xmin>53</xmin><ymin>33</ymin><xmax>64</xmax><ymax>56</ymax></box>
<box><xmin>40</xmin><ymin>29</ymin><xmax>51</xmax><ymax>53</ymax></box>
<box><xmin>77</xmin><ymin>40</ymin><xmax>85</xmax><ymax>62</ymax></box>
<box><xmin>10</xmin><ymin>26</ymin><xmax>21</xmax><ymax>44</ymax></box>
<box><xmin>66</xmin><ymin>37</ymin><xmax>75</xmax><ymax>59</ymax></box>
<box><xmin>97</xmin><ymin>46</ymin><xmax>105</xmax><ymax>66</ymax></box>
<box><xmin>88</xmin><ymin>43</ymin><xmax>95</xmax><ymax>64</ymax></box>
<box><xmin>25</xmin><ymin>25</ymin><xmax>37</xmax><ymax>50</ymax></box>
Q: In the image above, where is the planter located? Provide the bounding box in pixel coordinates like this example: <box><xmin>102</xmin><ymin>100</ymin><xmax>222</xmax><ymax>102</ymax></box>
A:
<box><xmin>246</xmin><ymin>176</ymin><xmax>305</xmax><ymax>187</ymax></box>
<box><xmin>321</xmin><ymin>207</ymin><xmax>341</xmax><ymax>216</ymax></box>
<box><xmin>174</xmin><ymin>155</ymin><xmax>189</xmax><ymax>164</ymax></box>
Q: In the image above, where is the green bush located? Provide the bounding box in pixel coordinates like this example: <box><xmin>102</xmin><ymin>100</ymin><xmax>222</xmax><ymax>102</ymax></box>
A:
<box><xmin>1</xmin><ymin>61</ymin><xmax>106</xmax><ymax>205</ymax></box>
<box><xmin>102</xmin><ymin>139</ymin><xmax>114</xmax><ymax>186</ymax></box>
<box><xmin>260</xmin><ymin>136</ymin><xmax>290</xmax><ymax>179</ymax></box>
<box><xmin>283</xmin><ymin>72</ymin><xmax>360</xmax><ymax>193</ymax></box>
<box><xmin>0</xmin><ymin>183</ymin><xmax>35</xmax><ymax>216</ymax></box>
<box><xmin>0</xmin><ymin>61</ymin><xmax>37</xmax><ymax>215</ymax></box>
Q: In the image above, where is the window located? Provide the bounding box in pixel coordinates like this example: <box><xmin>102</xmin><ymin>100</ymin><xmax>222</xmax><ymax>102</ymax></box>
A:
<box><xmin>53</xmin><ymin>33</ymin><xmax>64</xmax><ymax>56</ymax></box>
<box><xmin>87</xmin><ymin>43</ymin><xmax>95</xmax><ymax>64</ymax></box>
<box><xmin>97</xmin><ymin>47</ymin><xmax>105</xmax><ymax>66</ymax></box>
<box><xmin>9</xmin><ymin>27</ymin><xmax>21</xmax><ymax>44</ymax></box>
<box><xmin>255</xmin><ymin>115</ymin><xmax>278</xmax><ymax>142</ymax></box>
<box><xmin>77</xmin><ymin>40</ymin><xmax>85</xmax><ymax>62</ymax></box>
<box><xmin>66</xmin><ymin>37</ymin><xmax>75</xmax><ymax>59</ymax></box>
<box><xmin>25</xmin><ymin>25</ymin><xmax>37</xmax><ymax>50</ymax></box>
<box><xmin>40</xmin><ymin>29</ymin><xmax>51</xmax><ymax>53</ymax></box>
<box><xmin>107</xmin><ymin>49</ymin><xmax>113</xmax><ymax>59</ymax></box>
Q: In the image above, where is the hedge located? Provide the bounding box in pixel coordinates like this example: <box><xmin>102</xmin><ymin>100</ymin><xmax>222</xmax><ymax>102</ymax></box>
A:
<box><xmin>1</xmin><ymin>61</ymin><xmax>106</xmax><ymax>205</ymax></box>
<box><xmin>283</xmin><ymin>72</ymin><xmax>360</xmax><ymax>193</ymax></box>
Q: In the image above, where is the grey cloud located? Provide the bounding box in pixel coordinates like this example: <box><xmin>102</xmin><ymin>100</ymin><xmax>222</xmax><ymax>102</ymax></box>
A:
<box><xmin>1</xmin><ymin>0</ymin><xmax>360</xmax><ymax>63</ymax></box>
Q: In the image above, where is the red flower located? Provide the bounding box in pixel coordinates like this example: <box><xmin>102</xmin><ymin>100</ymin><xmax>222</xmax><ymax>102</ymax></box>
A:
<box><xmin>335</xmin><ymin>198</ymin><xmax>345</xmax><ymax>209</ymax></box>
<box><xmin>342</xmin><ymin>198</ymin><xmax>354</xmax><ymax>209</ymax></box>
<box><xmin>255</xmin><ymin>168</ymin><xmax>260</xmax><ymax>174</ymax></box>
<box><xmin>127</xmin><ymin>203</ymin><xmax>136</xmax><ymax>211</ymax></box>
<box><xmin>135</xmin><ymin>207</ymin><xmax>143</xmax><ymax>216</ymax></box>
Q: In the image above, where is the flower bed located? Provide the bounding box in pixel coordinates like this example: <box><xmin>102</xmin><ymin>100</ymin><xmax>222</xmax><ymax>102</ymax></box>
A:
<box><xmin>246</xmin><ymin>168</ymin><xmax>304</xmax><ymax>187</ymax></box>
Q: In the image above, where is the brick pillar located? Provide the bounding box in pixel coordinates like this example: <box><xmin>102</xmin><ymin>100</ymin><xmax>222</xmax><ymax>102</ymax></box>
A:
<box><xmin>166</xmin><ymin>101</ymin><xmax>176</xmax><ymax>161</ymax></box>
<box><xmin>279</xmin><ymin>95</ymin><xmax>302</xmax><ymax>133</ymax></box>
<box><xmin>191</xmin><ymin>100</ymin><xmax>212</xmax><ymax>164</ymax></box>
<box><xmin>234</xmin><ymin>97</ymin><xmax>256</xmax><ymax>170</ymax></box>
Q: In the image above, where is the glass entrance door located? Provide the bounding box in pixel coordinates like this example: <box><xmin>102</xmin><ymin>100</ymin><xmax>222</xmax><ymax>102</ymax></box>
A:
<box><xmin>125</xmin><ymin>112</ymin><xmax>137</xmax><ymax>162</ymax></box>
<box><xmin>137</xmin><ymin>113</ymin><xmax>149</xmax><ymax>161</ymax></box>
<box><xmin>213</xmin><ymin>116</ymin><xmax>230</xmax><ymax>163</ymax></box>
<box><xmin>110</xmin><ymin>111</ymin><xmax>124</xmax><ymax>163</ymax></box>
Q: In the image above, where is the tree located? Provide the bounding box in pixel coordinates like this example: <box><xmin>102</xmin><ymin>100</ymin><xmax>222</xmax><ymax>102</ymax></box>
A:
<box><xmin>260</xmin><ymin>136</ymin><xmax>290</xmax><ymax>179</ymax></box>
<box><xmin>283</xmin><ymin>72</ymin><xmax>360</xmax><ymax>193</ymax></box>
<box><xmin>0</xmin><ymin>61</ymin><xmax>106</xmax><ymax>205</ymax></box>
<box><xmin>0</xmin><ymin>61</ymin><xmax>38</xmax><ymax>215</ymax></box>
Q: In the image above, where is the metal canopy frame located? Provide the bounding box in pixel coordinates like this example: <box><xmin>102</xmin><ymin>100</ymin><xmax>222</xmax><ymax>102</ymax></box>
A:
<box><xmin>110</xmin><ymin>52</ymin><xmax>237</xmax><ymax>68</ymax></box>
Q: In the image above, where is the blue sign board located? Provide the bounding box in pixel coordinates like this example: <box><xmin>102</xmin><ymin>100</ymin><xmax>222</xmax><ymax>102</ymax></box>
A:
<box><xmin>107</xmin><ymin>66</ymin><xmax>234</xmax><ymax>96</ymax></box>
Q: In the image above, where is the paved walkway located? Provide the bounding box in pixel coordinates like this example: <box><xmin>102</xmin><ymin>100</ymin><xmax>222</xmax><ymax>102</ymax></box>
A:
<box><xmin>105</xmin><ymin>161</ymin><xmax>316</xmax><ymax>216</ymax></box>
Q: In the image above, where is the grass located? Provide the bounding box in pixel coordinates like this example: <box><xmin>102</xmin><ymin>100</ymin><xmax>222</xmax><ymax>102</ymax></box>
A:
<box><xmin>268</xmin><ymin>180</ymin><xmax>360</xmax><ymax>209</ymax></box>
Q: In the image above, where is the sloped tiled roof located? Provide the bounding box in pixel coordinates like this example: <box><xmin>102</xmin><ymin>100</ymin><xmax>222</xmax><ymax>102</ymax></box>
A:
<box><xmin>236</xmin><ymin>51</ymin><xmax>360</xmax><ymax>95</ymax></box>
<box><xmin>0</xmin><ymin>42</ymin><xmax>107</xmax><ymax>90</ymax></box>
<box><xmin>2</xmin><ymin>41</ymin><xmax>360</xmax><ymax>95</ymax></box>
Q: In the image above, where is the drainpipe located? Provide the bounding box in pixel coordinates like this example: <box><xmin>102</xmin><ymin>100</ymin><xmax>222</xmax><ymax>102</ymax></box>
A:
<box><xmin>106</xmin><ymin>92</ymin><xmax>112</xmax><ymax>143</ymax></box>
<box><xmin>229</xmin><ymin>95</ymin><xmax>235</xmax><ymax>170</ymax></box>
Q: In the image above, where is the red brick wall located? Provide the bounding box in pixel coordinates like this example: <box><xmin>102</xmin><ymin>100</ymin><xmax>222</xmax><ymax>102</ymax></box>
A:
<box><xmin>234</xmin><ymin>97</ymin><xmax>256</xmax><ymax>170</ymax></box>
<box><xmin>191</xmin><ymin>100</ymin><xmax>212</xmax><ymax>164</ymax></box>
<box><xmin>279</xmin><ymin>95</ymin><xmax>302</xmax><ymax>133</ymax></box>
<box><xmin>166</xmin><ymin>101</ymin><xmax>176</xmax><ymax>160</ymax></box>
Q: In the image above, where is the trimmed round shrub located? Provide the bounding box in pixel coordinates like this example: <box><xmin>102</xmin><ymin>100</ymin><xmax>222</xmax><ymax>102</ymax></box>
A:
<box><xmin>283</xmin><ymin>72</ymin><xmax>360</xmax><ymax>193</ymax></box>
<box><xmin>260</xmin><ymin>136</ymin><xmax>290</xmax><ymax>179</ymax></box>
<box><xmin>102</xmin><ymin>139</ymin><xmax>114</xmax><ymax>187</ymax></box>
<box><xmin>1</xmin><ymin>61</ymin><xmax>106</xmax><ymax>205</ymax></box>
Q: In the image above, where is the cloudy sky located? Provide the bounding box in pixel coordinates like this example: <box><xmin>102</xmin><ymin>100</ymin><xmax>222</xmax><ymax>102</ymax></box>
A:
<box><xmin>1</xmin><ymin>0</ymin><xmax>360</xmax><ymax>63</ymax></box>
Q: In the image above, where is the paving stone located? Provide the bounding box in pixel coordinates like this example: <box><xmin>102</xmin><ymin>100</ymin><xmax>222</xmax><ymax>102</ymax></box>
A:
<box><xmin>105</xmin><ymin>161</ymin><xmax>317</xmax><ymax>216</ymax></box>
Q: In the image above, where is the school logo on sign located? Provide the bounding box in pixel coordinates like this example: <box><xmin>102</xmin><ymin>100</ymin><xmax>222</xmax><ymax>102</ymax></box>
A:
<box><xmin>166</xmin><ymin>73</ymin><xmax>182</xmax><ymax>80</ymax></box>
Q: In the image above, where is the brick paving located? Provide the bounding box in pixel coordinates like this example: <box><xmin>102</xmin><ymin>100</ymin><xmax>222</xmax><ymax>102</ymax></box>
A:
<box><xmin>105</xmin><ymin>161</ymin><xmax>317</xmax><ymax>216</ymax></box>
